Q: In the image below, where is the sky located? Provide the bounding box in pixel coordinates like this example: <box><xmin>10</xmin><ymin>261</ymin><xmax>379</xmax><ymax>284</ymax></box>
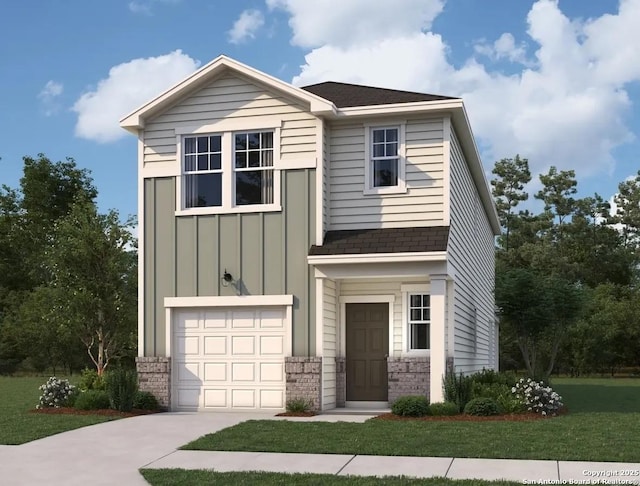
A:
<box><xmin>1</xmin><ymin>0</ymin><xmax>639</xmax><ymax>221</ymax></box>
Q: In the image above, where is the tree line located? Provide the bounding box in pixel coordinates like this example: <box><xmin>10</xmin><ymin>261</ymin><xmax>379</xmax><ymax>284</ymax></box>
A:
<box><xmin>0</xmin><ymin>155</ymin><xmax>136</xmax><ymax>375</ymax></box>
<box><xmin>492</xmin><ymin>156</ymin><xmax>640</xmax><ymax>378</ymax></box>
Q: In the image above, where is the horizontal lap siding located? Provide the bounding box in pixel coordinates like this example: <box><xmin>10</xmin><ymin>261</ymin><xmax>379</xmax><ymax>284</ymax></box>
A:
<box><xmin>323</xmin><ymin>279</ymin><xmax>337</xmax><ymax>409</ymax></box>
<box><xmin>447</xmin><ymin>128</ymin><xmax>495</xmax><ymax>373</ymax></box>
<box><xmin>328</xmin><ymin>118</ymin><xmax>445</xmax><ymax>230</ymax></box>
<box><xmin>143</xmin><ymin>73</ymin><xmax>317</xmax><ymax>169</ymax></box>
<box><xmin>323</xmin><ymin>121</ymin><xmax>330</xmax><ymax>235</ymax></box>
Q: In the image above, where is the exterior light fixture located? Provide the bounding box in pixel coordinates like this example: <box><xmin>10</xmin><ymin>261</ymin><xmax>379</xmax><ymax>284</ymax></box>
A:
<box><xmin>221</xmin><ymin>269</ymin><xmax>234</xmax><ymax>287</ymax></box>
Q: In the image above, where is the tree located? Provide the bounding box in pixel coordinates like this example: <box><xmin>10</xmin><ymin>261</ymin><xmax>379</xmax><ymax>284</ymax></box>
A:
<box><xmin>45</xmin><ymin>199</ymin><xmax>137</xmax><ymax>375</ymax></box>
<box><xmin>491</xmin><ymin>155</ymin><xmax>531</xmax><ymax>251</ymax></box>
<box><xmin>613</xmin><ymin>170</ymin><xmax>640</xmax><ymax>252</ymax></box>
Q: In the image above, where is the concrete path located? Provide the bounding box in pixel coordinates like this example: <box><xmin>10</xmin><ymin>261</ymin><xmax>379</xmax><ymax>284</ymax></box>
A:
<box><xmin>1</xmin><ymin>412</ymin><xmax>639</xmax><ymax>485</ymax></box>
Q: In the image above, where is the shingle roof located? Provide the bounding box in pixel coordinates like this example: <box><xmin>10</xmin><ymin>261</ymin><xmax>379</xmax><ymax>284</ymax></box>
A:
<box><xmin>301</xmin><ymin>81</ymin><xmax>457</xmax><ymax>108</ymax></box>
<box><xmin>309</xmin><ymin>226</ymin><xmax>449</xmax><ymax>256</ymax></box>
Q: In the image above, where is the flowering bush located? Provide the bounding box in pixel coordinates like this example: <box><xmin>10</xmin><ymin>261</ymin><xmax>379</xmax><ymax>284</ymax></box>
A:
<box><xmin>37</xmin><ymin>376</ymin><xmax>75</xmax><ymax>409</ymax></box>
<box><xmin>512</xmin><ymin>378</ymin><xmax>563</xmax><ymax>416</ymax></box>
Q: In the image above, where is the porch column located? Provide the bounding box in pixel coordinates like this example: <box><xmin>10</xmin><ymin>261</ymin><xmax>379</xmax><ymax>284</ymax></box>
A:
<box><xmin>430</xmin><ymin>275</ymin><xmax>447</xmax><ymax>402</ymax></box>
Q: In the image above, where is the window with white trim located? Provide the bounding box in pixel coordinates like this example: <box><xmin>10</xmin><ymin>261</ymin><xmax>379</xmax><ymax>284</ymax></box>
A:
<box><xmin>371</xmin><ymin>127</ymin><xmax>399</xmax><ymax>188</ymax></box>
<box><xmin>364</xmin><ymin>123</ymin><xmax>406</xmax><ymax>195</ymax></box>
<box><xmin>234</xmin><ymin>131</ymin><xmax>274</xmax><ymax>205</ymax></box>
<box><xmin>180</xmin><ymin>128</ymin><xmax>279</xmax><ymax>214</ymax></box>
<box><xmin>184</xmin><ymin>135</ymin><xmax>222</xmax><ymax>208</ymax></box>
<box><xmin>409</xmin><ymin>294</ymin><xmax>430</xmax><ymax>350</ymax></box>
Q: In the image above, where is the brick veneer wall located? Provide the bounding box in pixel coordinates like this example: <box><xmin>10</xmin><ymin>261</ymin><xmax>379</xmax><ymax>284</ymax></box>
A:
<box><xmin>285</xmin><ymin>357</ymin><xmax>322</xmax><ymax>411</ymax></box>
<box><xmin>335</xmin><ymin>357</ymin><xmax>346</xmax><ymax>407</ymax></box>
<box><xmin>136</xmin><ymin>357</ymin><xmax>171</xmax><ymax>410</ymax></box>
<box><xmin>387</xmin><ymin>357</ymin><xmax>430</xmax><ymax>403</ymax></box>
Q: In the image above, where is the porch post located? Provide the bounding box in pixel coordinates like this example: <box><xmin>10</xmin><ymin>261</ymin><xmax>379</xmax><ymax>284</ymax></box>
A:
<box><xmin>429</xmin><ymin>275</ymin><xmax>447</xmax><ymax>402</ymax></box>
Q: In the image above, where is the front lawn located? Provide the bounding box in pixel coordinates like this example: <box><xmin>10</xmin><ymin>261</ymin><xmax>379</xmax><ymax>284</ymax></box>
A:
<box><xmin>182</xmin><ymin>378</ymin><xmax>640</xmax><ymax>462</ymax></box>
<box><xmin>0</xmin><ymin>376</ymin><xmax>115</xmax><ymax>445</ymax></box>
<box><xmin>140</xmin><ymin>470</ymin><xmax>521</xmax><ymax>486</ymax></box>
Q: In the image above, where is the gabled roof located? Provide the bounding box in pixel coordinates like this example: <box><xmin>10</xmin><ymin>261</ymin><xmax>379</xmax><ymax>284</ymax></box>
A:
<box><xmin>309</xmin><ymin>227</ymin><xmax>449</xmax><ymax>256</ymax></box>
<box><xmin>302</xmin><ymin>81</ymin><xmax>457</xmax><ymax>108</ymax></box>
<box><xmin>119</xmin><ymin>55</ymin><xmax>336</xmax><ymax>132</ymax></box>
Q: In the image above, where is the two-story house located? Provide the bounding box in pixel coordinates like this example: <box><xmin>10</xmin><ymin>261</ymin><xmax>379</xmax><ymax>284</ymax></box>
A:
<box><xmin>120</xmin><ymin>55</ymin><xmax>500</xmax><ymax>412</ymax></box>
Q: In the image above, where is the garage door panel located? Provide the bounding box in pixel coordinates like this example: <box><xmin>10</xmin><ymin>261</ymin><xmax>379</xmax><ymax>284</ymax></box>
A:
<box><xmin>231</xmin><ymin>335</ymin><xmax>255</xmax><ymax>355</ymax></box>
<box><xmin>204</xmin><ymin>362</ymin><xmax>227</xmax><ymax>381</ymax></box>
<box><xmin>204</xmin><ymin>336</ymin><xmax>227</xmax><ymax>355</ymax></box>
<box><xmin>260</xmin><ymin>335</ymin><xmax>284</xmax><ymax>355</ymax></box>
<box><xmin>173</xmin><ymin>306</ymin><xmax>286</xmax><ymax>411</ymax></box>
<box><xmin>231</xmin><ymin>362</ymin><xmax>256</xmax><ymax>381</ymax></box>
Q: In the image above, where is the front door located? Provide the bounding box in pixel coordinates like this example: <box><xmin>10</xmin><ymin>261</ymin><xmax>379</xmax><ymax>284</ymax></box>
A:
<box><xmin>345</xmin><ymin>303</ymin><xmax>389</xmax><ymax>401</ymax></box>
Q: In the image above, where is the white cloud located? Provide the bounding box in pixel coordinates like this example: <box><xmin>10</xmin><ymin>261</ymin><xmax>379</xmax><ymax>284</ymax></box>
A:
<box><xmin>38</xmin><ymin>80</ymin><xmax>63</xmax><ymax>116</ymax></box>
<box><xmin>72</xmin><ymin>50</ymin><xmax>200</xmax><ymax>143</ymax></box>
<box><xmin>281</xmin><ymin>0</ymin><xmax>640</xmax><ymax>179</ymax></box>
<box><xmin>228</xmin><ymin>9</ymin><xmax>265</xmax><ymax>44</ymax></box>
<box><xmin>267</xmin><ymin>0</ymin><xmax>444</xmax><ymax>48</ymax></box>
<box><xmin>128</xmin><ymin>0</ymin><xmax>181</xmax><ymax>15</ymax></box>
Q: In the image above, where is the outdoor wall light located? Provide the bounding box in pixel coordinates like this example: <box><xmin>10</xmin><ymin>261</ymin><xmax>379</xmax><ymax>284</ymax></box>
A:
<box><xmin>221</xmin><ymin>269</ymin><xmax>234</xmax><ymax>287</ymax></box>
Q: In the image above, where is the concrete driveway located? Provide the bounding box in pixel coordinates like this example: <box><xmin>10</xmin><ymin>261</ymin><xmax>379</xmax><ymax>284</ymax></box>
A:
<box><xmin>0</xmin><ymin>412</ymin><xmax>265</xmax><ymax>486</ymax></box>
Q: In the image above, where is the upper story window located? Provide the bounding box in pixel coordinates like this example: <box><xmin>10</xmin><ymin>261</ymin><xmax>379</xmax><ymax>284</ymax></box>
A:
<box><xmin>364</xmin><ymin>123</ymin><xmax>407</xmax><ymax>195</ymax></box>
<box><xmin>234</xmin><ymin>132</ymin><xmax>274</xmax><ymax>205</ymax></box>
<box><xmin>177</xmin><ymin>125</ymin><xmax>281</xmax><ymax>216</ymax></box>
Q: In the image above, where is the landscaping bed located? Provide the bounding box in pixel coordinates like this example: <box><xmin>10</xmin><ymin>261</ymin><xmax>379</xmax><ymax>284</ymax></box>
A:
<box><xmin>373</xmin><ymin>412</ymin><xmax>544</xmax><ymax>422</ymax></box>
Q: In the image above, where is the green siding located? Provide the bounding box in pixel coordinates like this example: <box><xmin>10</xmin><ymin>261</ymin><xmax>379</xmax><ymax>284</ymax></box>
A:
<box><xmin>144</xmin><ymin>170</ymin><xmax>316</xmax><ymax>356</ymax></box>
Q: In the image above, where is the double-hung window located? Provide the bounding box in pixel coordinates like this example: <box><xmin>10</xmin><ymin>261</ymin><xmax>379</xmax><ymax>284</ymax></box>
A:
<box><xmin>178</xmin><ymin>124</ymin><xmax>280</xmax><ymax>215</ymax></box>
<box><xmin>408</xmin><ymin>294</ymin><xmax>430</xmax><ymax>350</ymax></box>
<box><xmin>184</xmin><ymin>135</ymin><xmax>222</xmax><ymax>208</ymax></box>
<box><xmin>364</xmin><ymin>123</ymin><xmax>406</xmax><ymax>195</ymax></box>
<box><xmin>234</xmin><ymin>131</ymin><xmax>274</xmax><ymax>205</ymax></box>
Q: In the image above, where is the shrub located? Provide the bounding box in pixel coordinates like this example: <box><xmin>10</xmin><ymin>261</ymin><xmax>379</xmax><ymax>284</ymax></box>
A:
<box><xmin>469</xmin><ymin>369</ymin><xmax>518</xmax><ymax>387</ymax></box>
<box><xmin>105</xmin><ymin>368</ymin><xmax>138</xmax><ymax>412</ymax></box>
<box><xmin>429</xmin><ymin>401</ymin><xmax>459</xmax><ymax>416</ymax></box>
<box><xmin>464</xmin><ymin>397</ymin><xmax>500</xmax><ymax>416</ymax></box>
<box><xmin>75</xmin><ymin>390</ymin><xmax>111</xmax><ymax>410</ymax></box>
<box><xmin>133</xmin><ymin>391</ymin><xmax>159</xmax><ymax>411</ymax></box>
<box><xmin>512</xmin><ymin>378</ymin><xmax>563</xmax><ymax>416</ymax></box>
<box><xmin>286</xmin><ymin>398</ymin><xmax>313</xmax><ymax>413</ymax></box>
<box><xmin>37</xmin><ymin>377</ymin><xmax>75</xmax><ymax>409</ymax></box>
<box><xmin>443</xmin><ymin>372</ymin><xmax>472</xmax><ymax>413</ymax></box>
<box><xmin>391</xmin><ymin>396</ymin><xmax>430</xmax><ymax>417</ymax></box>
<box><xmin>78</xmin><ymin>367</ymin><xmax>106</xmax><ymax>391</ymax></box>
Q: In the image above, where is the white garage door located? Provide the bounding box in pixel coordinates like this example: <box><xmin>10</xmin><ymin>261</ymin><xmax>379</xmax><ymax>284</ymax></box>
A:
<box><xmin>173</xmin><ymin>307</ymin><xmax>287</xmax><ymax>411</ymax></box>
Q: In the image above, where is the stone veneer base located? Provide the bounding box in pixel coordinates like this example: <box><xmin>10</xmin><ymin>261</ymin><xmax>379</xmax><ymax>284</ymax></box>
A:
<box><xmin>136</xmin><ymin>357</ymin><xmax>171</xmax><ymax>410</ymax></box>
<box><xmin>285</xmin><ymin>357</ymin><xmax>322</xmax><ymax>412</ymax></box>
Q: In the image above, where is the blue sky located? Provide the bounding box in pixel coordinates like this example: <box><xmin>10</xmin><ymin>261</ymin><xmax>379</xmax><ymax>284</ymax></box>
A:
<box><xmin>1</xmin><ymin>0</ymin><xmax>637</xmax><ymax>221</ymax></box>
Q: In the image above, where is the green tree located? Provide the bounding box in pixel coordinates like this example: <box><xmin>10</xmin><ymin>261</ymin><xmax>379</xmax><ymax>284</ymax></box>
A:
<box><xmin>44</xmin><ymin>199</ymin><xmax>137</xmax><ymax>375</ymax></box>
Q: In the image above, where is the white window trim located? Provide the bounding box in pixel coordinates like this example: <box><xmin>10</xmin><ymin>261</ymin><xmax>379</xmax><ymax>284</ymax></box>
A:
<box><xmin>363</xmin><ymin>121</ymin><xmax>407</xmax><ymax>195</ymax></box>
<box><xmin>401</xmin><ymin>283</ymin><xmax>430</xmax><ymax>357</ymax></box>
<box><xmin>175</xmin><ymin>119</ymin><xmax>282</xmax><ymax>216</ymax></box>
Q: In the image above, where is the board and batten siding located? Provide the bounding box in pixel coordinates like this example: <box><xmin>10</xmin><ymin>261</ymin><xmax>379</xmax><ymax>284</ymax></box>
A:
<box><xmin>328</xmin><ymin>117</ymin><xmax>445</xmax><ymax>230</ymax></box>
<box><xmin>142</xmin><ymin>73</ymin><xmax>318</xmax><ymax>172</ymax></box>
<box><xmin>322</xmin><ymin>278</ymin><xmax>337</xmax><ymax>409</ymax></box>
<box><xmin>143</xmin><ymin>170</ymin><xmax>316</xmax><ymax>358</ymax></box>
<box><xmin>447</xmin><ymin>127</ymin><xmax>496</xmax><ymax>373</ymax></box>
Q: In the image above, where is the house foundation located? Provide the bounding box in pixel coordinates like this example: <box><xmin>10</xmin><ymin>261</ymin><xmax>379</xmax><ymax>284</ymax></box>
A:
<box><xmin>285</xmin><ymin>357</ymin><xmax>322</xmax><ymax>411</ymax></box>
<box><xmin>136</xmin><ymin>357</ymin><xmax>171</xmax><ymax>410</ymax></box>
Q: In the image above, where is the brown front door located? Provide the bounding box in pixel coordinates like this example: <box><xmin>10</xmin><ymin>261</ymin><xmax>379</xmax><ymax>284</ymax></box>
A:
<box><xmin>346</xmin><ymin>303</ymin><xmax>389</xmax><ymax>401</ymax></box>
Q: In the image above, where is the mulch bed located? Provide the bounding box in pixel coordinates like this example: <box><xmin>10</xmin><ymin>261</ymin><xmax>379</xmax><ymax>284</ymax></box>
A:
<box><xmin>30</xmin><ymin>407</ymin><xmax>161</xmax><ymax>418</ymax></box>
<box><xmin>275</xmin><ymin>411</ymin><xmax>317</xmax><ymax>417</ymax></box>
<box><xmin>373</xmin><ymin>412</ymin><xmax>548</xmax><ymax>422</ymax></box>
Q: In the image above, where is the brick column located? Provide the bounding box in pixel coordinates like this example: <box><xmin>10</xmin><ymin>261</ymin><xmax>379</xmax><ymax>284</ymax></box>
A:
<box><xmin>136</xmin><ymin>357</ymin><xmax>171</xmax><ymax>410</ymax></box>
<box><xmin>285</xmin><ymin>357</ymin><xmax>322</xmax><ymax>411</ymax></box>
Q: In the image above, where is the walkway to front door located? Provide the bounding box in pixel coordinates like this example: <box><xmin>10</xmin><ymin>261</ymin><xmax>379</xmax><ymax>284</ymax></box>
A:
<box><xmin>345</xmin><ymin>303</ymin><xmax>389</xmax><ymax>401</ymax></box>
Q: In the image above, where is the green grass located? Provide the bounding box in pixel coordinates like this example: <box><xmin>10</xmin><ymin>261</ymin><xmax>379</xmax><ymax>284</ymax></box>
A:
<box><xmin>0</xmin><ymin>376</ymin><xmax>116</xmax><ymax>445</ymax></box>
<box><xmin>140</xmin><ymin>470</ymin><xmax>521</xmax><ymax>486</ymax></box>
<box><xmin>182</xmin><ymin>378</ymin><xmax>640</xmax><ymax>462</ymax></box>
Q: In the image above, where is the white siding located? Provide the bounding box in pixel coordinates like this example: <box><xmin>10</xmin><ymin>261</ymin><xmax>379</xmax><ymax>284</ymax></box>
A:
<box><xmin>143</xmin><ymin>73</ymin><xmax>318</xmax><ymax>169</ymax></box>
<box><xmin>322</xmin><ymin>121</ymin><xmax>330</xmax><ymax>235</ymax></box>
<box><xmin>322</xmin><ymin>279</ymin><xmax>337</xmax><ymax>409</ymax></box>
<box><xmin>448</xmin><ymin>127</ymin><xmax>495</xmax><ymax>373</ymax></box>
<box><xmin>328</xmin><ymin>118</ymin><xmax>445</xmax><ymax>230</ymax></box>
